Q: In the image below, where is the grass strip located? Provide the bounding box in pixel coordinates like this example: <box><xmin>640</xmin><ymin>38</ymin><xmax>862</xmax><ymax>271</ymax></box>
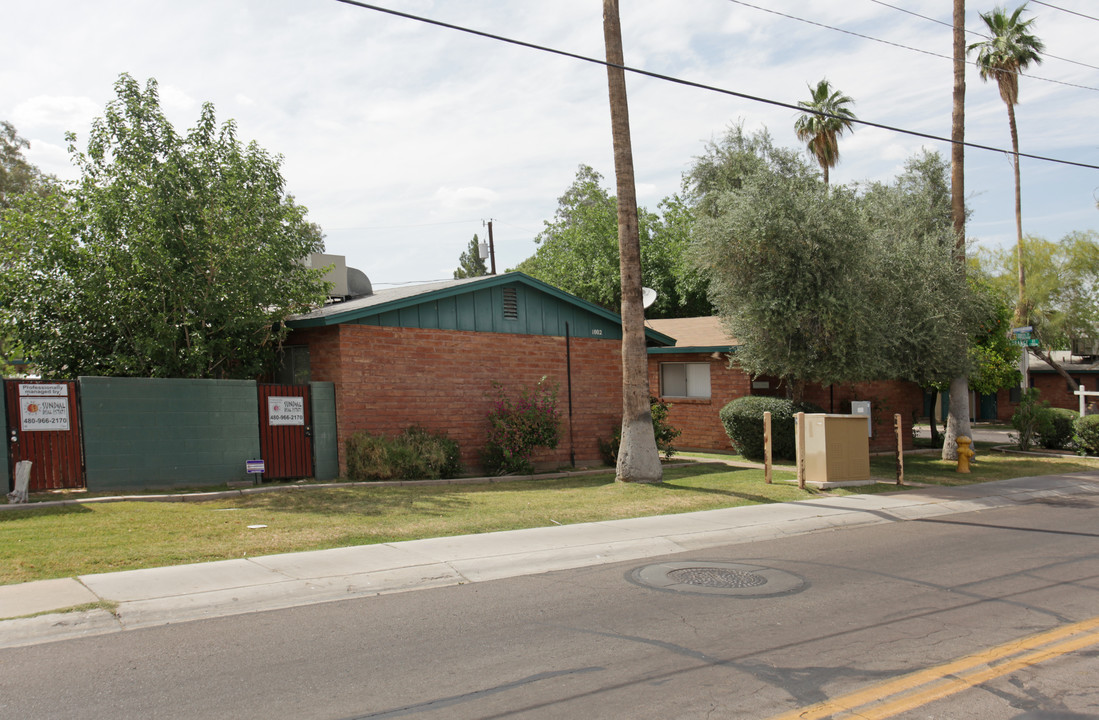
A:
<box><xmin>3</xmin><ymin>453</ymin><xmax>1095</xmax><ymax>586</ymax></box>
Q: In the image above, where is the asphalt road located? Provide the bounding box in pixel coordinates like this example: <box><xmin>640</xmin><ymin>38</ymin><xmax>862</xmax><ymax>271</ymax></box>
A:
<box><xmin>3</xmin><ymin>494</ymin><xmax>1099</xmax><ymax>720</ymax></box>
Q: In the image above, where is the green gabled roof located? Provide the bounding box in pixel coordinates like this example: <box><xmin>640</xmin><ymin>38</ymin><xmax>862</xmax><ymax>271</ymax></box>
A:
<box><xmin>287</xmin><ymin>271</ymin><xmax>676</xmax><ymax>346</ymax></box>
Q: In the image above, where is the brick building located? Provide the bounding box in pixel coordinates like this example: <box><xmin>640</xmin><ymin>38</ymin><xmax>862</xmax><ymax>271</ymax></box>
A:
<box><xmin>1028</xmin><ymin>354</ymin><xmax>1099</xmax><ymax>415</ymax></box>
<box><xmin>285</xmin><ymin>273</ymin><xmax>673</xmax><ymax>472</ymax></box>
<box><xmin>647</xmin><ymin>317</ymin><xmax>923</xmax><ymax>453</ymax></box>
<box><xmin>931</xmin><ymin>354</ymin><xmax>1099</xmax><ymax>425</ymax></box>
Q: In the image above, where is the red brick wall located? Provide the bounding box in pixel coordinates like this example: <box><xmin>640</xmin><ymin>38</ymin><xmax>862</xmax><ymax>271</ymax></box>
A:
<box><xmin>1031</xmin><ymin>374</ymin><xmax>1097</xmax><ymax>414</ymax></box>
<box><xmin>995</xmin><ymin>388</ymin><xmax>1015</xmax><ymax>422</ymax></box>
<box><xmin>647</xmin><ymin>353</ymin><xmax>920</xmax><ymax>453</ymax></box>
<box><xmin>803</xmin><ymin>381</ymin><xmax>922</xmax><ymax>452</ymax></box>
<box><xmin>648</xmin><ymin>353</ymin><xmax>749</xmax><ymax>452</ymax></box>
<box><xmin>293</xmin><ymin>325</ymin><xmax>623</xmax><ymax>472</ymax></box>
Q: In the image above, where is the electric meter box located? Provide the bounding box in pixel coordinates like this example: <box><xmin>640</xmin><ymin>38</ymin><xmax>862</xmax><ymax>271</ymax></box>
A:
<box><xmin>801</xmin><ymin>414</ymin><xmax>871</xmax><ymax>485</ymax></box>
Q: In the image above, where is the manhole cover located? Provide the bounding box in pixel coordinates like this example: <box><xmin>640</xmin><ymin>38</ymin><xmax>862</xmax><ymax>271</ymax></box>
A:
<box><xmin>666</xmin><ymin>567</ymin><xmax>768</xmax><ymax>588</ymax></box>
<box><xmin>630</xmin><ymin>561</ymin><xmax>806</xmax><ymax>597</ymax></box>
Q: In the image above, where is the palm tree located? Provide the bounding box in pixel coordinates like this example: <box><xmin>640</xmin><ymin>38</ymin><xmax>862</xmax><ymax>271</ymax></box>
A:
<box><xmin>794</xmin><ymin>79</ymin><xmax>856</xmax><ymax>185</ymax></box>
<box><xmin>968</xmin><ymin>5</ymin><xmax>1044</xmax><ymax>325</ymax></box>
<box><xmin>602</xmin><ymin>0</ymin><xmax>661</xmax><ymax>483</ymax></box>
<box><xmin>943</xmin><ymin>0</ymin><xmax>972</xmax><ymax>461</ymax></box>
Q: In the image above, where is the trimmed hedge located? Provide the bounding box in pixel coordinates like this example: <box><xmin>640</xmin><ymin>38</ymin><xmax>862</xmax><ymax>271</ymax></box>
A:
<box><xmin>1036</xmin><ymin>407</ymin><xmax>1077</xmax><ymax>450</ymax></box>
<box><xmin>1075</xmin><ymin>414</ymin><xmax>1099</xmax><ymax>456</ymax></box>
<box><xmin>719</xmin><ymin>396</ymin><xmax>823</xmax><ymax>461</ymax></box>
<box><xmin>345</xmin><ymin>426</ymin><xmax>461</xmax><ymax>481</ymax></box>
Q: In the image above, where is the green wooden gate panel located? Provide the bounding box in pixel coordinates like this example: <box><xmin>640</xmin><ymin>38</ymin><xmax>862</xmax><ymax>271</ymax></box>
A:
<box><xmin>309</xmin><ymin>381</ymin><xmax>338</xmax><ymax>481</ymax></box>
<box><xmin>79</xmin><ymin>377</ymin><xmax>261</xmax><ymax>490</ymax></box>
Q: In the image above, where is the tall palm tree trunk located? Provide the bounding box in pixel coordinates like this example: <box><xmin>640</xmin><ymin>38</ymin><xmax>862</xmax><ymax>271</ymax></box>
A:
<box><xmin>603</xmin><ymin>0</ymin><xmax>661</xmax><ymax>483</ymax></box>
<box><xmin>1008</xmin><ymin>101</ymin><xmax>1026</xmax><ymax>325</ymax></box>
<box><xmin>943</xmin><ymin>0</ymin><xmax>971</xmax><ymax>461</ymax></box>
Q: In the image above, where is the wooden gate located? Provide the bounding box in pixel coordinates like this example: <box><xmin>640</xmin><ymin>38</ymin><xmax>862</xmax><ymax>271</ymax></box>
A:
<box><xmin>5</xmin><ymin>379</ymin><xmax>85</xmax><ymax>491</ymax></box>
<box><xmin>257</xmin><ymin>384</ymin><xmax>314</xmax><ymax>480</ymax></box>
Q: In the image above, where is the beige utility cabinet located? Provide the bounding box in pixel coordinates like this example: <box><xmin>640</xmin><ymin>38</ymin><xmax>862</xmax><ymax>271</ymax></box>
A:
<box><xmin>801</xmin><ymin>413</ymin><xmax>871</xmax><ymax>485</ymax></box>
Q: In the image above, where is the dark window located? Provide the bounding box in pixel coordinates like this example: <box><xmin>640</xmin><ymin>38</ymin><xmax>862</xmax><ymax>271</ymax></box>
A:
<box><xmin>276</xmin><ymin>346</ymin><xmax>311</xmax><ymax>384</ymax></box>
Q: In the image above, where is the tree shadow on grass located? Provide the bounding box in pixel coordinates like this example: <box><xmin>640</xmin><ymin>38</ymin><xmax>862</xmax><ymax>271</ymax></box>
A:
<box><xmin>653</xmin><ymin>465</ymin><xmax>807</xmax><ymax>505</ymax></box>
<box><xmin>233</xmin><ymin>484</ymin><xmax>478</xmax><ymax>520</ymax></box>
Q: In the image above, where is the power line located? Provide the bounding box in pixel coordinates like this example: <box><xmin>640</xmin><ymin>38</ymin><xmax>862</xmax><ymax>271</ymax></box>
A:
<box><xmin>346</xmin><ymin>219</ymin><xmax>481</xmax><ymax>231</ymax></box>
<box><xmin>724</xmin><ymin>0</ymin><xmax>1099</xmax><ymax>93</ymax></box>
<box><xmin>331</xmin><ymin>0</ymin><xmax>1099</xmax><ymax>172</ymax></box>
<box><xmin>373</xmin><ymin>279</ymin><xmax>453</xmax><ymax>286</ymax></box>
<box><xmin>867</xmin><ymin>0</ymin><xmax>1099</xmax><ymax>72</ymax></box>
<box><xmin>1029</xmin><ymin>1</ymin><xmax>1099</xmax><ymax>23</ymax></box>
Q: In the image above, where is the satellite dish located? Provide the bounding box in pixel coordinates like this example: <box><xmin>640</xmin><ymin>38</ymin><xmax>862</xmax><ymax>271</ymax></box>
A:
<box><xmin>641</xmin><ymin>287</ymin><xmax>658</xmax><ymax>309</ymax></box>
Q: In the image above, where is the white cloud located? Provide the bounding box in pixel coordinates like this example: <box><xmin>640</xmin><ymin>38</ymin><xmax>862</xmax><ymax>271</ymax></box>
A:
<box><xmin>12</xmin><ymin>95</ymin><xmax>99</xmax><ymax>130</ymax></box>
<box><xmin>1</xmin><ymin>0</ymin><xmax>1094</xmax><ymax>284</ymax></box>
<box><xmin>432</xmin><ymin>186</ymin><xmax>500</xmax><ymax>213</ymax></box>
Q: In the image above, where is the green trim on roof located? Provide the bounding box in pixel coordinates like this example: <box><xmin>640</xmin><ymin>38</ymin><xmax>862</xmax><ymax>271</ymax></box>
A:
<box><xmin>287</xmin><ymin>272</ymin><xmax>676</xmax><ymax>346</ymax></box>
<box><xmin>648</xmin><ymin>345</ymin><xmax>736</xmax><ymax>355</ymax></box>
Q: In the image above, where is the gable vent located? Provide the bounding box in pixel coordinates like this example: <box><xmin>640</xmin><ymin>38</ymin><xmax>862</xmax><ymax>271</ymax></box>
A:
<box><xmin>502</xmin><ymin>287</ymin><xmax>519</xmax><ymax>320</ymax></box>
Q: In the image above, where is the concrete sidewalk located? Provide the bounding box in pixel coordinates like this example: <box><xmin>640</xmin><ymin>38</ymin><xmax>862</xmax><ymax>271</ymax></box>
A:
<box><xmin>3</xmin><ymin>472</ymin><xmax>1098</xmax><ymax>650</ymax></box>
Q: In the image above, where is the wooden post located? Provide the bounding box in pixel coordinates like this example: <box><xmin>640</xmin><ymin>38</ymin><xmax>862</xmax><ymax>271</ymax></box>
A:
<box><xmin>894</xmin><ymin>413</ymin><xmax>904</xmax><ymax>486</ymax></box>
<box><xmin>795</xmin><ymin>412</ymin><xmax>806</xmax><ymax>489</ymax></box>
<box><xmin>763</xmin><ymin>411</ymin><xmax>773</xmax><ymax>484</ymax></box>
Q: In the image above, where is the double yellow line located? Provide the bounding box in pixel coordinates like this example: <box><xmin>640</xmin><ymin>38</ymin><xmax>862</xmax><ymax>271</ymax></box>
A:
<box><xmin>767</xmin><ymin>614</ymin><xmax>1099</xmax><ymax>719</ymax></box>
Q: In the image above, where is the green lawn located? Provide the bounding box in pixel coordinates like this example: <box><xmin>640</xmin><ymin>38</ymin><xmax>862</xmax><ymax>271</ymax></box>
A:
<box><xmin>2</xmin><ymin>452</ymin><xmax>1096</xmax><ymax>586</ymax></box>
<box><xmin>882</xmin><ymin>445</ymin><xmax>1098</xmax><ymax>486</ymax></box>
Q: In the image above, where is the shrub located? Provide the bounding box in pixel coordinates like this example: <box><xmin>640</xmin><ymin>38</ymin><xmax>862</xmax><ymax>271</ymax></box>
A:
<box><xmin>718</xmin><ymin>396</ymin><xmax>823</xmax><ymax>461</ymax></box>
<box><xmin>482</xmin><ymin>378</ymin><xmax>560</xmax><ymax>475</ymax></box>
<box><xmin>402</xmin><ymin>425</ymin><xmax>463</xmax><ymax>478</ymax></box>
<box><xmin>598</xmin><ymin>397</ymin><xmax>683</xmax><ymax>465</ymax></box>
<box><xmin>1074</xmin><ymin>414</ymin><xmax>1099</xmax><ymax>456</ymax></box>
<box><xmin>1036</xmin><ymin>407</ymin><xmax>1077</xmax><ymax>450</ymax></box>
<box><xmin>1010</xmin><ymin>388</ymin><xmax>1048</xmax><ymax>451</ymax></box>
<box><xmin>345</xmin><ymin>426</ymin><xmax>461</xmax><ymax>481</ymax></box>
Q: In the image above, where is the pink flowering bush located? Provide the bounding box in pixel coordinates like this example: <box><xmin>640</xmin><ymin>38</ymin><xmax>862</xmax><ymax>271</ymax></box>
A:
<box><xmin>482</xmin><ymin>378</ymin><xmax>560</xmax><ymax>474</ymax></box>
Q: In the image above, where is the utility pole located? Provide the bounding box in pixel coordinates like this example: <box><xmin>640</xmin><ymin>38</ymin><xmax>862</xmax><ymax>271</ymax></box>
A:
<box><xmin>483</xmin><ymin>219</ymin><xmax>497</xmax><ymax>275</ymax></box>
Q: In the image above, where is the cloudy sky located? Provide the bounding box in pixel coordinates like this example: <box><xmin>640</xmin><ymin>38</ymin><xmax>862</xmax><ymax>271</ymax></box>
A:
<box><xmin>4</xmin><ymin>0</ymin><xmax>1096</xmax><ymax>286</ymax></box>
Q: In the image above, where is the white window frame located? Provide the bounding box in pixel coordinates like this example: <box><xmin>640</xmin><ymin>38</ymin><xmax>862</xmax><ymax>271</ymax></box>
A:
<box><xmin>660</xmin><ymin>362</ymin><xmax>711</xmax><ymax>399</ymax></box>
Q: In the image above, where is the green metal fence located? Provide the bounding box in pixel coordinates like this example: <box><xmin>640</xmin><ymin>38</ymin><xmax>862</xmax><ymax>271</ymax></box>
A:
<box><xmin>2</xmin><ymin>377</ymin><xmax>338</xmax><ymax>492</ymax></box>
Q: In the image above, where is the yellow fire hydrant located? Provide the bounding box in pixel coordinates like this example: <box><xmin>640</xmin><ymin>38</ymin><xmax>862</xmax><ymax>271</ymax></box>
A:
<box><xmin>956</xmin><ymin>436</ymin><xmax>976</xmax><ymax>473</ymax></box>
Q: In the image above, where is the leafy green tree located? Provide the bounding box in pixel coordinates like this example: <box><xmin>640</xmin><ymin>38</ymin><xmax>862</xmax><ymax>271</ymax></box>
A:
<box><xmin>516</xmin><ymin>165</ymin><xmax>711</xmax><ymax>318</ymax></box>
<box><xmin>973</xmin><ymin>230</ymin><xmax>1099</xmax><ymax>391</ymax></box>
<box><xmin>0</xmin><ymin>121</ymin><xmax>58</xmax><ymax>372</ymax></box>
<box><xmin>968</xmin><ymin>4</ymin><xmax>1044</xmax><ymax>325</ymax></box>
<box><xmin>967</xmin><ymin>279</ymin><xmax>1021</xmax><ymax>396</ymax></box>
<box><xmin>793</xmin><ymin>79</ymin><xmax>856</xmax><ymax>185</ymax></box>
<box><xmin>0</xmin><ymin>121</ymin><xmax>56</xmax><ymax>207</ymax></box>
<box><xmin>859</xmin><ymin>151</ymin><xmax>975</xmax><ymax>388</ymax></box>
<box><xmin>691</xmin><ymin>127</ymin><xmax>975</xmax><ymax>402</ymax></box>
<box><xmin>453</xmin><ymin>234</ymin><xmax>488</xmax><ymax>279</ymax></box>
<box><xmin>0</xmin><ymin>74</ymin><xmax>328</xmax><ymax>379</ymax></box>
<box><xmin>691</xmin><ymin>126</ymin><xmax>874</xmax><ymax>401</ymax></box>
